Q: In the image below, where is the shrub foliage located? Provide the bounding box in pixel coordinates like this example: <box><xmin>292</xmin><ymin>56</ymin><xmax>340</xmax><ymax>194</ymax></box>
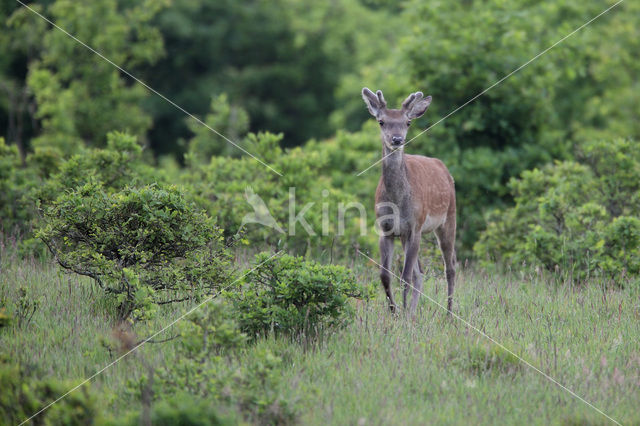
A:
<box><xmin>0</xmin><ymin>358</ymin><xmax>101</xmax><ymax>425</ymax></box>
<box><xmin>154</xmin><ymin>301</ymin><xmax>296</xmax><ymax>425</ymax></box>
<box><xmin>475</xmin><ymin>139</ymin><xmax>640</xmax><ymax>283</ymax></box>
<box><xmin>37</xmin><ymin>182</ymin><xmax>233</xmax><ymax>319</ymax></box>
<box><xmin>229</xmin><ymin>253</ymin><xmax>365</xmax><ymax>339</ymax></box>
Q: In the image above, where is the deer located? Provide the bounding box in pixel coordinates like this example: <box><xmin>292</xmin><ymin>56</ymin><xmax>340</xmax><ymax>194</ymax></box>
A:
<box><xmin>362</xmin><ymin>87</ymin><xmax>457</xmax><ymax>314</ymax></box>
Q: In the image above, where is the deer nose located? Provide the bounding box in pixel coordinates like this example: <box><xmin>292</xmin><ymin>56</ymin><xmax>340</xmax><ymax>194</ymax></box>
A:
<box><xmin>391</xmin><ymin>136</ymin><xmax>403</xmax><ymax>145</ymax></box>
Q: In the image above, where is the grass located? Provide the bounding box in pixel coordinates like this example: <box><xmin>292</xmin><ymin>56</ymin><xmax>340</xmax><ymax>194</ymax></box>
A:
<box><xmin>272</xmin><ymin>261</ymin><xmax>640</xmax><ymax>425</ymax></box>
<box><xmin>1</xmin><ymin>238</ymin><xmax>639</xmax><ymax>425</ymax></box>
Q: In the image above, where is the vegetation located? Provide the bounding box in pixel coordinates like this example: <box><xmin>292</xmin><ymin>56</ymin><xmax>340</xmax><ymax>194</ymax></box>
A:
<box><xmin>153</xmin><ymin>301</ymin><xmax>296</xmax><ymax>424</ymax></box>
<box><xmin>37</xmin><ymin>182</ymin><xmax>233</xmax><ymax>320</ymax></box>
<box><xmin>228</xmin><ymin>253</ymin><xmax>366</xmax><ymax>340</ymax></box>
<box><xmin>1</xmin><ymin>250</ymin><xmax>639</xmax><ymax>424</ymax></box>
<box><xmin>476</xmin><ymin>139</ymin><xmax>640</xmax><ymax>283</ymax></box>
<box><xmin>1</xmin><ymin>0</ymin><xmax>639</xmax><ymax>424</ymax></box>
<box><xmin>0</xmin><ymin>357</ymin><xmax>101</xmax><ymax>425</ymax></box>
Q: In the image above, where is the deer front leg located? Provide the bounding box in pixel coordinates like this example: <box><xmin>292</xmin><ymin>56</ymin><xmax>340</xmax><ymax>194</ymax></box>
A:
<box><xmin>401</xmin><ymin>233</ymin><xmax>420</xmax><ymax>311</ymax></box>
<box><xmin>379</xmin><ymin>235</ymin><xmax>397</xmax><ymax>312</ymax></box>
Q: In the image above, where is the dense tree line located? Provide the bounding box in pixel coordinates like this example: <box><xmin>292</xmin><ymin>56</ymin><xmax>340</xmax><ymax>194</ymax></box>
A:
<box><xmin>1</xmin><ymin>0</ymin><xmax>638</xmax><ymax>262</ymax></box>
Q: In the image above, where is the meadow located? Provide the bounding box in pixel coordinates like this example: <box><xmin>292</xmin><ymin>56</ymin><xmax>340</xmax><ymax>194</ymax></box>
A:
<box><xmin>2</xmin><ymin>237</ymin><xmax>638</xmax><ymax>425</ymax></box>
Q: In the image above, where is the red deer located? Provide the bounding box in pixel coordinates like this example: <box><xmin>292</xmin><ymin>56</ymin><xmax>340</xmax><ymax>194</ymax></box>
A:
<box><xmin>362</xmin><ymin>88</ymin><xmax>457</xmax><ymax>314</ymax></box>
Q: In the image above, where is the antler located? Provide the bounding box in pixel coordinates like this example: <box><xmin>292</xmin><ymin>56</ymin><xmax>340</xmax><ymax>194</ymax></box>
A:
<box><xmin>376</xmin><ymin>90</ymin><xmax>387</xmax><ymax>109</ymax></box>
<box><xmin>402</xmin><ymin>91</ymin><xmax>423</xmax><ymax>111</ymax></box>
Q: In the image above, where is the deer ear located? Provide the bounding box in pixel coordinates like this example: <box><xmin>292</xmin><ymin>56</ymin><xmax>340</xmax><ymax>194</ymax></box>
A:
<box><xmin>407</xmin><ymin>95</ymin><xmax>432</xmax><ymax>119</ymax></box>
<box><xmin>362</xmin><ymin>87</ymin><xmax>384</xmax><ymax>117</ymax></box>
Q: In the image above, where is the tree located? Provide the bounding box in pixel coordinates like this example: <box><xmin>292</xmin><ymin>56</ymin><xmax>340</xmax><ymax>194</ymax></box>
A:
<box><xmin>0</xmin><ymin>2</ymin><xmax>47</xmax><ymax>161</ymax></box>
<box><xmin>23</xmin><ymin>0</ymin><xmax>167</xmax><ymax>156</ymax></box>
<box><xmin>141</xmin><ymin>0</ymin><xmax>397</xmax><ymax>156</ymax></box>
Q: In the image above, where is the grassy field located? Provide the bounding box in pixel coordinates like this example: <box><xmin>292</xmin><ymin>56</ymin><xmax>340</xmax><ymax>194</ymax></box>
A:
<box><xmin>1</xmin><ymin>239</ymin><xmax>639</xmax><ymax>425</ymax></box>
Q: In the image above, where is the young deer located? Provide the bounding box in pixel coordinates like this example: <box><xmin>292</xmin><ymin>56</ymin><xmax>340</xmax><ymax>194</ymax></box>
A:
<box><xmin>362</xmin><ymin>88</ymin><xmax>456</xmax><ymax>314</ymax></box>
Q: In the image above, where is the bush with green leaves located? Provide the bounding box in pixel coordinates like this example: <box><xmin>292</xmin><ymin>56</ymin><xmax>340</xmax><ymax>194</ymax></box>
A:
<box><xmin>0</xmin><ymin>357</ymin><xmax>102</xmax><ymax>425</ymax></box>
<box><xmin>228</xmin><ymin>253</ymin><xmax>366</xmax><ymax>339</ymax></box>
<box><xmin>1</xmin><ymin>132</ymin><xmax>154</xmax><ymax>243</ymax></box>
<box><xmin>37</xmin><ymin>182</ymin><xmax>233</xmax><ymax>320</ymax></box>
<box><xmin>120</xmin><ymin>392</ymin><xmax>237</xmax><ymax>426</ymax></box>
<box><xmin>475</xmin><ymin>139</ymin><xmax>640</xmax><ymax>283</ymax></box>
<box><xmin>153</xmin><ymin>301</ymin><xmax>296</xmax><ymax>425</ymax></box>
<box><xmin>0</xmin><ymin>138</ymin><xmax>39</xmax><ymax>233</ymax></box>
<box><xmin>7</xmin><ymin>131</ymin><xmax>158</xmax><ymax>257</ymax></box>
<box><xmin>183</xmin><ymin>131</ymin><xmax>373</xmax><ymax>255</ymax></box>
<box><xmin>34</xmin><ymin>131</ymin><xmax>157</xmax><ymax>207</ymax></box>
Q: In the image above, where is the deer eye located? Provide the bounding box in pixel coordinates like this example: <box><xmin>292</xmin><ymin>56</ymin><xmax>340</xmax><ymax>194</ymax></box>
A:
<box><xmin>378</xmin><ymin>120</ymin><xmax>384</xmax><ymax>126</ymax></box>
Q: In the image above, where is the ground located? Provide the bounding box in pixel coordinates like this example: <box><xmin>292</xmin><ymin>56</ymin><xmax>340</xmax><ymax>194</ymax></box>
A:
<box><xmin>1</xmin><ymin>244</ymin><xmax>638</xmax><ymax>425</ymax></box>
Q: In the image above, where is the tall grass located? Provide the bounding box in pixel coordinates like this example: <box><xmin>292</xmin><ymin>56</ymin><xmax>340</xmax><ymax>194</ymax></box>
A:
<box><xmin>271</xmin><ymin>262</ymin><xmax>639</xmax><ymax>424</ymax></box>
<box><xmin>1</xmin><ymin>239</ymin><xmax>638</xmax><ymax>425</ymax></box>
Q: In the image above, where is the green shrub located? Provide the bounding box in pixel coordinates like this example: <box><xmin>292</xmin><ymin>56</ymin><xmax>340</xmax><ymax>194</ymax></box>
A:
<box><xmin>0</xmin><ymin>358</ymin><xmax>102</xmax><ymax>425</ymax></box>
<box><xmin>122</xmin><ymin>392</ymin><xmax>237</xmax><ymax>426</ymax></box>
<box><xmin>475</xmin><ymin>139</ymin><xmax>640</xmax><ymax>283</ymax></box>
<box><xmin>228</xmin><ymin>253</ymin><xmax>366</xmax><ymax>339</ymax></box>
<box><xmin>0</xmin><ymin>138</ymin><xmax>39</xmax><ymax>233</ymax></box>
<box><xmin>183</xmin><ymin>131</ymin><xmax>372</xmax><ymax>255</ymax></box>
<box><xmin>37</xmin><ymin>182</ymin><xmax>233</xmax><ymax>320</ymax></box>
<box><xmin>1</xmin><ymin>133</ymin><xmax>155</xmax><ymax>253</ymax></box>
<box><xmin>154</xmin><ymin>301</ymin><xmax>296</xmax><ymax>425</ymax></box>
<box><xmin>34</xmin><ymin>132</ymin><xmax>157</xmax><ymax>207</ymax></box>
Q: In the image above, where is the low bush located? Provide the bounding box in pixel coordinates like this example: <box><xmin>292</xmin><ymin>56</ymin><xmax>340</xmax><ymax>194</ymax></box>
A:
<box><xmin>120</xmin><ymin>392</ymin><xmax>237</xmax><ymax>426</ymax></box>
<box><xmin>475</xmin><ymin>139</ymin><xmax>640</xmax><ymax>284</ymax></box>
<box><xmin>154</xmin><ymin>301</ymin><xmax>296</xmax><ymax>425</ymax></box>
<box><xmin>37</xmin><ymin>182</ymin><xmax>233</xmax><ymax>320</ymax></box>
<box><xmin>1</xmin><ymin>132</ymin><xmax>159</xmax><ymax>257</ymax></box>
<box><xmin>228</xmin><ymin>253</ymin><xmax>366</xmax><ymax>340</ymax></box>
<box><xmin>183</xmin><ymin>131</ymin><xmax>374</xmax><ymax>256</ymax></box>
<box><xmin>0</xmin><ymin>358</ymin><xmax>102</xmax><ymax>425</ymax></box>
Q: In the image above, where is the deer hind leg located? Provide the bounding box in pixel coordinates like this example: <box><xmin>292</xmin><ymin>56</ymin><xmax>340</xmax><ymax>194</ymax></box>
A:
<box><xmin>409</xmin><ymin>259</ymin><xmax>424</xmax><ymax>314</ymax></box>
<box><xmin>379</xmin><ymin>235</ymin><xmax>397</xmax><ymax>312</ymax></box>
<box><xmin>401</xmin><ymin>233</ymin><xmax>420</xmax><ymax>312</ymax></box>
<box><xmin>435</xmin><ymin>222</ymin><xmax>456</xmax><ymax>313</ymax></box>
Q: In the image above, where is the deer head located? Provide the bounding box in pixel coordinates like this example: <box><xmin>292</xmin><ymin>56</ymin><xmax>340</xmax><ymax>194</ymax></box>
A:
<box><xmin>362</xmin><ymin>87</ymin><xmax>432</xmax><ymax>150</ymax></box>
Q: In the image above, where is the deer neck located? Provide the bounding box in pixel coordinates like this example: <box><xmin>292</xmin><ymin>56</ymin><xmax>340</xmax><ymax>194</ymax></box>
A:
<box><xmin>381</xmin><ymin>147</ymin><xmax>410</xmax><ymax>203</ymax></box>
